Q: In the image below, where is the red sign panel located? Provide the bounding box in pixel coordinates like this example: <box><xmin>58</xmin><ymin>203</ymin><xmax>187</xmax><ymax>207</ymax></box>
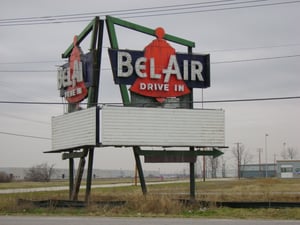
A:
<box><xmin>130</xmin><ymin>28</ymin><xmax>190</xmax><ymax>102</ymax></box>
<box><xmin>57</xmin><ymin>36</ymin><xmax>88</xmax><ymax>103</ymax></box>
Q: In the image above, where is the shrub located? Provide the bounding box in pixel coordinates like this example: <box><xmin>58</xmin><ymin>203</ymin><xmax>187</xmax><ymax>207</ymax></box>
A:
<box><xmin>0</xmin><ymin>171</ymin><xmax>13</xmax><ymax>183</ymax></box>
<box><xmin>24</xmin><ymin>163</ymin><xmax>54</xmax><ymax>182</ymax></box>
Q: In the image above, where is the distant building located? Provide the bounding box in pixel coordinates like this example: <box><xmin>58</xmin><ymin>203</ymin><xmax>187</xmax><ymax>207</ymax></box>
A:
<box><xmin>0</xmin><ymin>168</ymin><xmax>26</xmax><ymax>180</ymax></box>
<box><xmin>240</xmin><ymin>163</ymin><xmax>276</xmax><ymax>178</ymax></box>
<box><xmin>239</xmin><ymin>161</ymin><xmax>300</xmax><ymax>179</ymax></box>
<box><xmin>276</xmin><ymin>160</ymin><xmax>300</xmax><ymax>178</ymax></box>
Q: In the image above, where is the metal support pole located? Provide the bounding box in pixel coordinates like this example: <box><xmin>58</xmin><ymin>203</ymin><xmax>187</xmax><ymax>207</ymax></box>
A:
<box><xmin>57</xmin><ymin>17</ymin><xmax>103</xmax><ymax>202</ymax></box>
<box><xmin>85</xmin><ymin>148</ymin><xmax>94</xmax><ymax>203</ymax></box>
<box><xmin>69</xmin><ymin>154</ymin><xmax>74</xmax><ymax>200</ymax></box>
<box><xmin>84</xmin><ymin>19</ymin><xmax>103</xmax><ymax>202</ymax></box>
<box><xmin>203</xmin><ymin>155</ymin><xmax>206</xmax><ymax>182</ymax></box>
<box><xmin>187</xmin><ymin>45</ymin><xmax>196</xmax><ymax>201</ymax></box>
<box><xmin>189</xmin><ymin>147</ymin><xmax>195</xmax><ymax>201</ymax></box>
<box><xmin>72</xmin><ymin>151</ymin><xmax>87</xmax><ymax>200</ymax></box>
<box><xmin>67</xmin><ymin>103</ymin><xmax>77</xmax><ymax>200</ymax></box>
<box><xmin>134</xmin><ymin>165</ymin><xmax>138</xmax><ymax>186</ymax></box>
<box><xmin>133</xmin><ymin>146</ymin><xmax>147</xmax><ymax>195</ymax></box>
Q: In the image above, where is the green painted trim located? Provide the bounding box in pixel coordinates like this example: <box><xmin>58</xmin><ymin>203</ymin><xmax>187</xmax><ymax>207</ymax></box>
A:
<box><xmin>106</xmin><ymin>17</ymin><xmax>119</xmax><ymax>49</ymax></box>
<box><xmin>136</xmin><ymin>148</ymin><xmax>224</xmax><ymax>158</ymax></box>
<box><xmin>106</xmin><ymin>15</ymin><xmax>195</xmax><ymax>48</ymax></box>
<box><xmin>106</xmin><ymin>16</ymin><xmax>130</xmax><ymax>105</ymax></box>
<box><xmin>62</xmin><ymin>18</ymin><xmax>97</xmax><ymax>58</ymax></box>
<box><xmin>89</xmin><ymin>17</ymin><xmax>99</xmax><ymax>51</ymax></box>
<box><xmin>87</xmin><ymin>18</ymin><xmax>102</xmax><ymax>108</ymax></box>
<box><xmin>62</xmin><ymin>151</ymin><xmax>88</xmax><ymax>160</ymax></box>
<box><xmin>119</xmin><ymin>85</ymin><xmax>130</xmax><ymax>105</ymax></box>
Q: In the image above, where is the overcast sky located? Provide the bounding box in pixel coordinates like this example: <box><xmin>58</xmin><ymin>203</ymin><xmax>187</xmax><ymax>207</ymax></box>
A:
<box><xmin>0</xmin><ymin>0</ymin><xmax>300</xmax><ymax>174</ymax></box>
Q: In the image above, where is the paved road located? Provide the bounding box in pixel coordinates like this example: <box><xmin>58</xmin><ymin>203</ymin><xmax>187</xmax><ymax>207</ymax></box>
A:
<box><xmin>0</xmin><ymin>180</ymin><xmax>188</xmax><ymax>194</ymax></box>
<box><xmin>0</xmin><ymin>216</ymin><xmax>299</xmax><ymax>225</ymax></box>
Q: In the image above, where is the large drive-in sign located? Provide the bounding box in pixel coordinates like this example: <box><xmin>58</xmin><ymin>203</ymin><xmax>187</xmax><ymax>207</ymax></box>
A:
<box><xmin>108</xmin><ymin>28</ymin><xmax>210</xmax><ymax>103</ymax></box>
<box><xmin>50</xmin><ymin>17</ymin><xmax>224</xmax><ymax>200</ymax></box>
<box><xmin>51</xmin><ymin>106</ymin><xmax>225</xmax><ymax>152</ymax></box>
<box><xmin>51</xmin><ymin>18</ymin><xmax>225</xmax><ymax>154</ymax></box>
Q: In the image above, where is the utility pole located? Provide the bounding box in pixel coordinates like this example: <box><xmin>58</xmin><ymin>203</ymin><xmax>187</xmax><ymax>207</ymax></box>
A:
<box><xmin>257</xmin><ymin>148</ymin><xmax>263</xmax><ymax>172</ymax></box>
<box><xmin>235</xmin><ymin>142</ymin><xmax>242</xmax><ymax>179</ymax></box>
<box><xmin>265</xmin><ymin>134</ymin><xmax>269</xmax><ymax>178</ymax></box>
<box><xmin>274</xmin><ymin>154</ymin><xmax>277</xmax><ymax>176</ymax></box>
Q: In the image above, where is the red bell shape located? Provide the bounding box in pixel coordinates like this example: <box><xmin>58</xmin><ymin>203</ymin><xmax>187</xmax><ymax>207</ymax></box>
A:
<box><xmin>130</xmin><ymin>28</ymin><xmax>190</xmax><ymax>103</ymax></box>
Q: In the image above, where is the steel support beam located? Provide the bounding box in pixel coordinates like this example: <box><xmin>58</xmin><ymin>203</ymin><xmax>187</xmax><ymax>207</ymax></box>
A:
<box><xmin>133</xmin><ymin>146</ymin><xmax>147</xmax><ymax>195</ymax></box>
<box><xmin>71</xmin><ymin>149</ymin><xmax>88</xmax><ymax>200</ymax></box>
<box><xmin>69</xmin><ymin>152</ymin><xmax>74</xmax><ymax>200</ymax></box>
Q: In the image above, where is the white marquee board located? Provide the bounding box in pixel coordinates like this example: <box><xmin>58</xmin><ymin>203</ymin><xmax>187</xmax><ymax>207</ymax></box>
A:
<box><xmin>101</xmin><ymin>106</ymin><xmax>225</xmax><ymax>147</ymax></box>
<box><xmin>51</xmin><ymin>106</ymin><xmax>225</xmax><ymax>152</ymax></box>
<box><xmin>51</xmin><ymin>107</ymin><xmax>98</xmax><ymax>152</ymax></box>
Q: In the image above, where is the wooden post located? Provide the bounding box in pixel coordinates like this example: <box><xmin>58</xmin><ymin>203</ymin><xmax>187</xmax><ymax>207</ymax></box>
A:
<box><xmin>203</xmin><ymin>155</ymin><xmax>206</xmax><ymax>182</ymax></box>
<box><xmin>84</xmin><ymin>18</ymin><xmax>104</xmax><ymax>203</ymax></box>
<box><xmin>71</xmin><ymin>151</ymin><xmax>87</xmax><ymax>200</ymax></box>
<box><xmin>134</xmin><ymin>165</ymin><xmax>138</xmax><ymax>186</ymax></box>
<box><xmin>190</xmin><ymin>147</ymin><xmax>195</xmax><ymax>201</ymax></box>
<box><xmin>133</xmin><ymin>146</ymin><xmax>147</xmax><ymax>195</ymax></box>
<box><xmin>188</xmin><ymin>46</ymin><xmax>196</xmax><ymax>201</ymax></box>
<box><xmin>61</xmin><ymin>17</ymin><xmax>103</xmax><ymax>202</ymax></box>
<box><xmin>69</xmin><ymin>152</ymin><xmax>74</xmax><ymax>200</ymax></box>
<box><xmin>85</xmin><ymin>148</ymin><xmax>94</xmax><ymax>203</ymax></box>
<box><xmin>67</xmin><ymin>103</ymin><xmax>77</xmax><ymax>200</ymax></box>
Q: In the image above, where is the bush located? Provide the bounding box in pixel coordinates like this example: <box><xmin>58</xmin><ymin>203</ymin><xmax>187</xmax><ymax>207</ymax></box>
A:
<box><xmin>24</xmin><ymin>163</ymin><xmax>54</xmax><ymax>182</ymax></box>
<box><xmin>0</xmin><ymin>171</ymin><xmax>13</xmax><ymax>183</ymax></box>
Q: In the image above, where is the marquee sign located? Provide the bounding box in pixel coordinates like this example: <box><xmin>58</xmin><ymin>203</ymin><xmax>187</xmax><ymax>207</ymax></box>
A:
<box><xmin>109</xmin><ymin>28</ymin><xmax>210</xmax><ymax>103</ymax></box>
<box><xmin>50</xmin><ymin>16</ymin><xmax>223</xmax><ymax>200</ymax></box>
<box><xmin>51</xmin><ymin>106</ymin><xmax>225</xmax><ymax>152</ymax></box>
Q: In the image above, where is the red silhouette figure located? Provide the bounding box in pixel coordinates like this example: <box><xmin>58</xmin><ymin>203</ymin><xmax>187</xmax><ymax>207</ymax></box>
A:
<box><xmin>130</xmin><ymin>27</ymin><xmax>190</xmax><ymax>103</ymax></box>
<box><xmin>66</xmin><ymin>36</ymin><xmax>88</xmax><ymax>103</ymax></box>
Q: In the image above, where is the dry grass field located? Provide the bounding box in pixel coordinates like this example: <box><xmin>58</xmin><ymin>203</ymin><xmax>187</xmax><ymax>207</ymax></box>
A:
<box><xmin>0</xmin><ymin>178</ymin><xmax>300</xmax><ymax>219</ymax></box>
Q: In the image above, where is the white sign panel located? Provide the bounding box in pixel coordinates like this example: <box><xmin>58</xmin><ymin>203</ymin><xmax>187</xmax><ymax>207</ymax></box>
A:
<box><xmin>101</xmin><ymin>106</ymin><xmax>225</xmax><ymax>147</ymax></box>
<box><xmin>51</xmin><ymin>107</ymin><xmax>98</xmax><ymax>152</ymax></box>
<box><xmin>51</xmin><ymin>106</ymin><xmax>225</xmax><ymax>151</ymax></box>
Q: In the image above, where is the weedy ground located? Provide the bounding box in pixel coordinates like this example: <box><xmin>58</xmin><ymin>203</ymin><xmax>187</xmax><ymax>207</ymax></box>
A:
<box><xmin>0</xmin><ymin>178</ymin><xmax>300</xmax><ymax>219</ymax></box>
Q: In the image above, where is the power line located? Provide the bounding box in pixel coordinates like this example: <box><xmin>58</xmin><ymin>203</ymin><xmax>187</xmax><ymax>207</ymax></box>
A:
<box><xmin>211</xmin><ymin>53</ymin><xmax>300</xmax><ymax>64</ymax></box>
<box><xmin>0</xmin><ymin>112</ymin><xmax>50</xmax><ymax>125</ymax></box>
<box><xmin>1</xmin><ymin>0</ymin><xmax>299</xmax><ymax>26</ymax></box>
<box><xmin>1</xmin><ymin>53</ymin><xmax>300</xmax><ymax>73</ymax></box>
<box><xmin>0</xmin><ymin>60</ymin><xmax>65</xmax><ymax>65</ymax></box>
<box><xmin>1</xmin><ymin>95</ymin><xmax>299</xmax><ymax>141</ymax></box>
<box><xmin>123</xmin><ymin>0</ymin><xmax>300</xmax><ymax>19</ymax></box>
<box><xmin>207</xmin><ymin>43</ymin><xmax>300</xmax><ymax>53</ymax></box>
<box><xmin>0</xmin><ymin>131</ymin><xmax>51</xmax><ymax>140</ymax></box>
<box><xmin>0</xmin><ymin>101</ymin><xmax>65</xmax><ymax>105</ymax></box>
<box><xmin>196</xmin><ymin>96</ymin><xmax>300</xmax><ymax>103</ymax></box>
<box><xmin>0</xmin><ymin>96</ymin><xmax>299</xmax><ymax>106</ymax></box>
<box><xmin>1</xmin><ymin>42</ymin><xmax>300</xmax><ymax>66</ymax></box>
<box><xmin>0</xmin><ymin>0</ymin><xmax>240</xmax><ymax>23</ymax></box>
<box><xmin>0</xmin><ymin>70</ymin><xmax>55</xmax><ymax>73</ymax></box>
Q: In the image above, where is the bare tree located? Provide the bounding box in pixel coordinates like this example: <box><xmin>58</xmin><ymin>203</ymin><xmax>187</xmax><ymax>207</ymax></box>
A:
<box><xmin>281</xmin><ymin>147</ymin><xmax>298</xmax><ymax>160</ymax></box>
<box><xmin>207</xmin><ymin>156</ymin><xmax>219</xmax><ymax>178</ymax></box>
<box><xmin>221</xmin><ymin>156</ymin><xmax>226</xmax><ymax>178</ymax></box>
<box><xmin>232</xmin><ymin>143</ymin><xmax>253</xmax><ymax>179</ymax></box>
<box><xmin>25</xmin><ymin>163</ymin><xmax>55</xmax><ymax>182</ymax></box>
